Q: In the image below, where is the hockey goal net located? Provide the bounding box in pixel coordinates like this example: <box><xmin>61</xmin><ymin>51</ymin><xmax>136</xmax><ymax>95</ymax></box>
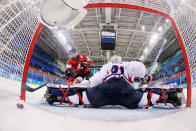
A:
<box><xmin>0</xmin><ymin>0</ymin><xmax>195</xmax><ymax>107</ymax></box>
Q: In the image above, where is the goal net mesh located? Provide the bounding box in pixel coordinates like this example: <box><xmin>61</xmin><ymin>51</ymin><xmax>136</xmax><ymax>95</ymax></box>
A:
<box><xmin>0</xmin><ymin>0</ymin><xmax>39</xmax><ymax>81</ymax></box>
<box><xmin>87</xmin><ymin>0</ymin><xmax>196</xmax><ymax>83</ymax></box>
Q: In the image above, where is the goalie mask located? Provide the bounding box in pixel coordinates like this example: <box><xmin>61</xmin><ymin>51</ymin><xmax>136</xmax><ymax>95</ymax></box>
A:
<box><xmin>109</xmin><ymin>55</ymin><xmax>122</xmax><ymax>64</ymax></box>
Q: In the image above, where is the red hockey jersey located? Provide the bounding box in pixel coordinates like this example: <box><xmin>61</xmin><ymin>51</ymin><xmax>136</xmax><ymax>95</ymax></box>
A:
<box><xmin>66</xmin><ymin>53</ymin><xmax>92</xmax><ymax>75</ymax></box>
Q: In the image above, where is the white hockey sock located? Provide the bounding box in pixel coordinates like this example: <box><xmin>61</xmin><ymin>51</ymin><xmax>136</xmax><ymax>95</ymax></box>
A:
<box><xmin>82</xmin><ymin>92</ymin><xmax>90</xmax><ymax>104</ymax></box>
<box><xmin>138</xmin><ymin>93</ymin><xmax>148</xmax><ymax>107</ymax></box>
<box><xmin>68</xmin><ymin>94</ymin><xmax>79</xmax><ymax>104</ymax></box>
<box><xmin>138</xmin><ymin>93</ymin><xmax>160</xmax><ymax>107</ymax></box>
<box><xmin>68</xmin><ymin>92</ymin><xmax>90</xmax><ymax>105</ymax></box>
<box><xmin>151</xmin><ymin>94</ymin><xmax>160</xmax><ymax>104</ymax></box>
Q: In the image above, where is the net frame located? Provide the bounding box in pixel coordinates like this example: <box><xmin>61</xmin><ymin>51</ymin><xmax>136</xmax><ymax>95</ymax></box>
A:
<box><xmin>0</xmin><ymin>0</ymin><xmax>194</xmax><ymax>107</ymax></box>
<box><xmin>82</xmin><ymin>0</ymin><xmax>195</xmax><ymax>108</ymax></box>
<box><xmin>0</xmin><ymin>0</ymin><xmax>41</xmax><ymax>99</ymax></box>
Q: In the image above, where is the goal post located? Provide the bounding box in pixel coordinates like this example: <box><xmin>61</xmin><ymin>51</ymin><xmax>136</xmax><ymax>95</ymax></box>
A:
<box><xmin>20</xmin><ymin>23</ymin><xmax>43</xmax><ymax>101</ymax></box>
<box><xmin>0</xmin><ymin>0</ymin><xmax>195</xmax><ymax>108</ymax></box>
<box><xmin>82</xmin><ymin>0</ymin><xmax>195</xmax><ymax>108</ymax></box>
<box><xmin>0</xmin><ymin>0</ymin><xmax>41</xmax><ymax>100</ymax></box>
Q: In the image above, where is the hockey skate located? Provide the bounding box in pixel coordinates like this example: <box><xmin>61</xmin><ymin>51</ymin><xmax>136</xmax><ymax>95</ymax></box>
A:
<box><xmin>163</xmin><ymin>88</ymin><xmax>185</xmax><ymax>107</ymax></box>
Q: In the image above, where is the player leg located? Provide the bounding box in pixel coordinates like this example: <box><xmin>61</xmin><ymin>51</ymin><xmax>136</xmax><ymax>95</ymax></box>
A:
<box><xmin>67</xmin><ymin>85</ymin><xmax>110</xmax><ymax>107</ymax></box>
<box><xmin>138</xmin><ymin>87</ymin><xmax>185</xmax><ymax>108</ymax></box>
<box><xmin>68</xmin><ymin>77</ymin><xmax>123</xmax><ymax>107</ymax></box>
<box><xmin>154</xmin><ymin>87</ymin><xmax>185</xmax><ymax>107</ymax></box>
<box><xmin>119</xmin><ymin>79</ymin><xmax>145</xmax><ymax>109</ymax></box>
<box><xmin>86</xmin><ymin>77</ymin><xmax>144</xmax><ymax>109</ymax></box>
<box><xmin>45</xmin><ymin>86</ymin><xmax>76</xmax><ymax>105</ymax></box>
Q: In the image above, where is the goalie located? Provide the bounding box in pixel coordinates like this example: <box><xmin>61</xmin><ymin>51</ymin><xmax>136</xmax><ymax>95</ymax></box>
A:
<box><xmin>66</xmin><ymin>55</ymin><xmax>185</xmax><ymax>109</ymax></box>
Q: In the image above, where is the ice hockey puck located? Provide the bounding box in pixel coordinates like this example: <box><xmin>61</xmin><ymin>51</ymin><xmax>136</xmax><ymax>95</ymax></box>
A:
<box><xmin>16</xmin><ymin>103</ymin><xmax>24</xmax><ymax>109</ymax></box>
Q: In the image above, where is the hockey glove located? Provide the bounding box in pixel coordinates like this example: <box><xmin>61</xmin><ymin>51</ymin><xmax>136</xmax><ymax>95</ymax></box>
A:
<box><xmin>131</xmin><ymin>76</ymin><xmax>141</xmax><ymax>83</ymax></box>
<box><xmin>144</xmin><ymin>75</ymin><xmax>152</xmax><ymax>84</ymax></box>
<box><xmin>80</xmin><ymin>62</ymin><xmax>88</xmax><ymax>70</ymax></box>
<box><xmin>65</xmin><ymin>68</ymin><xmax>76</xmax><ymax>80</ymax></box>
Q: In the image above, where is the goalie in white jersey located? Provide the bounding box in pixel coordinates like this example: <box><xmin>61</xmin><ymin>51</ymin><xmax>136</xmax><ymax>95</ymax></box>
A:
<box><xmin>68</xmin><ymin>55</ymin><xmax>184</xmax><ymax>108</ymax></box>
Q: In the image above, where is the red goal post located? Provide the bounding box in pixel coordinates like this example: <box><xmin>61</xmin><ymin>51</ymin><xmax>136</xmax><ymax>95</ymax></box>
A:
<box><xmin>23</xmin><ymin>0</ymin><xmax>194</xmax><ymax>107</ymax></box>
<box><xmin>1</xmin><ymin>0</ymin><xmax>194</xmax><ymax>107</ymax></box>
<box><xmin>82</xmin><ymin>1</ymin><xmax>194</xmax><ymax>107</ymax></box>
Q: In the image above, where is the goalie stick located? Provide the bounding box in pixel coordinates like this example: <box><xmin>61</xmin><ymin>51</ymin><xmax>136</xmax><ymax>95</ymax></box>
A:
<box><xmin>138</xmin><ymin>39</ymin><xmax>167</xmax><ymax>88</ymax></box>
<box><xmin>146</xmin><ymin>39</ymin><xmax>167</xmax><ymax>77</ymax></box>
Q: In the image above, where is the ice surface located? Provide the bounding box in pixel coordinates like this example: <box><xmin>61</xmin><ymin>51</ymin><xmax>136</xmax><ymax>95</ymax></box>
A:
<box><xmin>0</xmin><ymin>77</ymin><xmax>196</xmax><ymax>131</ymax></box>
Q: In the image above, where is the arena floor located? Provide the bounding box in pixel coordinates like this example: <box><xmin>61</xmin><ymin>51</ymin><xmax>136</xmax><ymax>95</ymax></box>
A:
<box><xmin>0</xmin><ymin>77</ymin><xmax>196</xmax><ymax>131</ymax></box>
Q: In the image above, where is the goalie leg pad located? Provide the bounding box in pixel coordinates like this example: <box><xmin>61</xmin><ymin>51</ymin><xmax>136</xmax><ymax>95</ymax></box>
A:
<box><xmin>68</xmin><ymin>94</ymin><xmax>79</xmax><ymax>104</ymax></box>
<box><xmin>48</xmin><ymin>87</ymin><xmax>76</xmax><ymax>96</ymax></box>
<box><xmin>146</xmin><ymin>88</ymin><xmax>184</xmax><ymax>107</ymax></box>
<box><xmin>139</xmin><ymin>87</ymin><xmax>185</xmax><ymax>108</ymax></box>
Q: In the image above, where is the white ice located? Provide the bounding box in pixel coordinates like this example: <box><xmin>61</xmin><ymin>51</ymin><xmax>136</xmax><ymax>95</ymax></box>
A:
<box><xmin>0</xmin><ymin>77</ymin><xmax>196</xmax><ymax>131</ymax></box>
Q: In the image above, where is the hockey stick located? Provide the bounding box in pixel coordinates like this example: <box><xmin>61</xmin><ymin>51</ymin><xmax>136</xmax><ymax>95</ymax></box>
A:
<box><xmin>22</xmin><ymin>79</ymin><xmax>53</xmax><ymax>92</ymax></box>
<box><xmin>138</xmin><ymin>39</ymin><xmax>167</xmax><ymax>88</ymax></box>
<box><xmin>146</xmin><ymin>39</ymin><xmax>167</xmax><ymax>77</ymax></box>
<box><xmin>21</xmin><ymin>74</ymin><xmax>67</xmax><ymax>92</ymax></box>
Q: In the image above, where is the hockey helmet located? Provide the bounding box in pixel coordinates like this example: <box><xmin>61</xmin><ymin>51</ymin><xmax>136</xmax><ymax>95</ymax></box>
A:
<box><xmin>69</xmin><ymin>48</ymin><xmax>77</xmax><ymax>59</ymax></box>
<box><xmin>69</xmin><ymin>48</ymin><xmax>77</xmax><ymax>54</ymax></box>
<box><xmin>109</xmin><ymin>55</ymin><xmax>122</xmax><ymax>63</ymax></box>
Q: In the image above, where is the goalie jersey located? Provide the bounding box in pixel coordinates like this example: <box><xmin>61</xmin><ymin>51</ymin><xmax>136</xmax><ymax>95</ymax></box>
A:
<box><xmin>88</xmin><ymin>61</ymin><xmax>147</xmax><ymax>87</ymax></box>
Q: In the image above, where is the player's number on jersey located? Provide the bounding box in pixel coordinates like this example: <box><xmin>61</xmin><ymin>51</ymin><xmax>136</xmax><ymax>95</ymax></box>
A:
<box><xmin>111</xmin><ymin>65</ymin><xmax>124</xmax><ymax>74</ymax></box>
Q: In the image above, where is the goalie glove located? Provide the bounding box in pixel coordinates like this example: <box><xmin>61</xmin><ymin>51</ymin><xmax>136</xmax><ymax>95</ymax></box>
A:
<box><xmin>131</xmin><ymin>76</ymin><xmax>141</xmax><ymax>83</ymax></box>
<box><xmin>144</xmin><ymin>75</ymin><xmax>152</xmax><ymax>84</ymax></box>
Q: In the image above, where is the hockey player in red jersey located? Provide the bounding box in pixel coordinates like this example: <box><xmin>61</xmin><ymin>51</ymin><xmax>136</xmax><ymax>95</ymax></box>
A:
<box><xmin>65</xmin><ymin>48</ymin><xmax>93</xmax><ymax>84</ymax></box>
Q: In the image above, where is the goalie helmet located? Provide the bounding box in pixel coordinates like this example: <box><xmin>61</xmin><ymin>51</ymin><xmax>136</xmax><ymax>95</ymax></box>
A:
<box><xmin>109</xmin><ymin>55</ymin><xmax>122</xmax><ymax>63</ymax></box>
